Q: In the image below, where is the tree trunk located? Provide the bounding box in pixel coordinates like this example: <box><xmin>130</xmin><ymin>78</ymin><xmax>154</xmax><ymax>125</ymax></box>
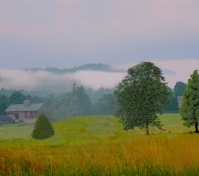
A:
<box><xmin>146</xmin><ymin>122</ymin><xmax>149</xmax><ymax>135</ymax></box>
<box><xmin>195</xmin><ymin>122</ymin><xmax>199</xmax><ymax>133</ymax></box>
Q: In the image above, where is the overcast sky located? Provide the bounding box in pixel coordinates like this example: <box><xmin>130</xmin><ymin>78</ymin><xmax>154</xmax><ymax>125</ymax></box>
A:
<box><xmin>0</xmin><ymin>0</ymin><xmax>199</xmax><ymax>89</ymax></box>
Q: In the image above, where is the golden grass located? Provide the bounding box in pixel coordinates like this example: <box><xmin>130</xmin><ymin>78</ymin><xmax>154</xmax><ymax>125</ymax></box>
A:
<box><xmin>0</xmin><ymin>134</ymin><xmax>199</xmax><ymax>175</ymax></box>
<box><xmin>0</xmin><ymin>114</ymin><xmax>197</xmax><ymax>175</ymax></box>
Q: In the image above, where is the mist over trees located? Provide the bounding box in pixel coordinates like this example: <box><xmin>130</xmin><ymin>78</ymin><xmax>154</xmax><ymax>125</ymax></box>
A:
<box><xmin>94</xmin><ymin>94</ymin><xmax>117</xmax><ymax>115</ymax></box>
<box><xmin>49</xmin><ymin>84</ymin><xmax>93</xmax><ymax>120</ymax></box>
<box><xmin>0</xmin><ymin>63</ymin><xmax>188</xmax><ymax>121</ymax></box>
<box><xmin>0</xmin><ymin>87</ymin><xmax>117</xmax><ymax>120</ymax></box>
<box><xmin>0</xmin><ymin>63</ymin><xmax>124</xmax><ymax>99</ymax></box>
<box><xmin>0</xmin><ymin>82</ymin><xmax>184</xmax><ymax>121</ymax></box>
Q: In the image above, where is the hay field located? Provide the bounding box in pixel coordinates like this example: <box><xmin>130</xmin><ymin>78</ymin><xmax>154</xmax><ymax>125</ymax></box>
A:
<box><xmin>0</xmin><ymin>114</ymin><xmax>198</xmax><ymax>175</ymax></box>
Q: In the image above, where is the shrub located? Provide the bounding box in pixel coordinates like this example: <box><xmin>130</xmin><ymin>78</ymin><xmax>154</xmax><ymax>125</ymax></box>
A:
<box><xmin>31</xmin><ymin>114</ymin><xmax>55</xmax><ymax>140</ymax></box>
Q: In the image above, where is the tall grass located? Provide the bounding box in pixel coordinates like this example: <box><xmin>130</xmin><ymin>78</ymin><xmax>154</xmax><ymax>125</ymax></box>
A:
<box><xmin>0</xmin><ymin>114</ymin><xmax>197</xmax><ymax>175</ymax></box>
<box><xmin>0</xmin><ymin>134</ymin><xmax>199</xmax><ymax>175</ymax></box>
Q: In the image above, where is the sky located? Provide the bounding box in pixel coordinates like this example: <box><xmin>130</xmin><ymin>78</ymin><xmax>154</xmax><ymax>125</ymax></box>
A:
<box><xmin>0</xmin><ymin>0</ymin><xmax>199</xmax><ymax>90</ymax></box>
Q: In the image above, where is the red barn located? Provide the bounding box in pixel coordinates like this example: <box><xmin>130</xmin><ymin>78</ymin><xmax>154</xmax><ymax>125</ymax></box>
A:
<box><xmin>5</xmin><ymin>100</ymin><xmax>45</xmax><ymax>123</ymax></box>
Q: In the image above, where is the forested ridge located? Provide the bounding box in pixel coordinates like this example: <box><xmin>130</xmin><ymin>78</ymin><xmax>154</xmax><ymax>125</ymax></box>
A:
<box><xmin>25</xmin><ymin>63</ymin><xmax>112</xmax><ymax>74</ymax></box>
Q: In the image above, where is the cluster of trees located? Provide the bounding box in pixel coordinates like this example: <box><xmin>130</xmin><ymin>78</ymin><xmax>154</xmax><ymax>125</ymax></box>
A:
<box><xmin>0</xmin><ymin>85</ymin><xmax>117</xmax><ymax>120</ymax></box>
<box><xmin>163</xmin><ymin>82</ymin><xmax>187</xmax><ymax>113</ymax></box>
<box><xmin>0</xmin><ymin>88</ymin><xmax>52</xmax><ymax>98</ymax></box>
<box><xmin>0</xmin><ymin>82</ymin><xmax>187</xmax><ymax>117</ymax></box>
<box><xmin>0</xmin><ymin>82</ymin><xmax>187</xmax><ymax>122</ymax></box>
<box><xmin>113</xmin><ymin>61</ymin><xmax>196</xmax><ymax>135</ymax></box>
<box><xmin>47</xmin><ymin>84</ymin><xmax>117</xmax><ymax>120</ymax></box>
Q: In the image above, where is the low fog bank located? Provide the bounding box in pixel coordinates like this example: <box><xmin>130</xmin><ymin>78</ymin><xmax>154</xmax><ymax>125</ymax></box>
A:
<box><xmin>0</xmin><ymin>68</ymin><xmax>126</xmax><ymax>95</ymax></box>
<box><xmin>0</xmin><ymin>62</ymin><xmax>177</xmax><ymax>96</ymax></box>
<box><xmin>0</xmin><ymin>64</ymin><xmax>180</xmax><ymax>120</ymax></box>
<box><xmin>112</xmin><ymin>59</ymin><xmax>199</xmax><ymax>89</ymax></box>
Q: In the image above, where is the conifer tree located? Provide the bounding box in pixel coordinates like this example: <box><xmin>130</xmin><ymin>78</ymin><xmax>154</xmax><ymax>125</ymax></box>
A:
<box><xmin>180</xmin><ymin>70</ymin><xmax>199</xmax><ymax>133</ymax></box>
<box><xmin>31</xmin><ymin>114</ymin><xmax>55</xmax><ymax>139</ymax></box>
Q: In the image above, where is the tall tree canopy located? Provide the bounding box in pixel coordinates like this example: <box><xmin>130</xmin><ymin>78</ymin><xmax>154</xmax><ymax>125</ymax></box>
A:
<box><xmin>180</xmin><ymin>70</ymin><xmax>199</xmax><ymax>133</ymax></box>
<box><xmin>49</xmin><ymin>85</ymin><xmax>92</xmax><ymax>119</ymax></box>
<box><xmin>174</xmin><ymin>81</ymin><xmax>187</xmax><ymax>96</ymax></box>
<box><xmin>163</xmin><ymin>87</ymin><xmax>178</xmax><ymax>113</ymax></box>
<box><xmin>72</xmin><ymin>84</ymin><xmax>92</xmax><ymax>115</ymax></box>
<box><xmin>0</xmin><ymin>94</ymin><xmax>7</xmax><ymax>115</ymax></box>
<box><xmin>7</xmin><ymin>91</ymin><xmax>26</xmax><ymax>105</ymax></box>
<box><xmin>114</xmin><ymin>62</ymin><xmax>169</xmax><ymax>135</ymax></box>
<box><xmin>94</xmin><ymin>94</ymin><xmax>117</xmax><ymax>115</ymax></box>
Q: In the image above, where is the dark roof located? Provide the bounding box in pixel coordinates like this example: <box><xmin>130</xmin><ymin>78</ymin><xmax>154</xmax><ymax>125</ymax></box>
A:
<box><xmin>5</xmin><ymin>103</ymin><xmax>44</xmax><ymax>112</ymax></box>
<box><xmin>0</xmin><ymin>115</ymin><xmax>14</xmax><ymax>122</ymax></box>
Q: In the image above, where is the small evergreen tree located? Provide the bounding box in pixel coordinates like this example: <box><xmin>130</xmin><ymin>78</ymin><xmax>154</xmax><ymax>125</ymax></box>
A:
<box><xmin>180</xmin><ymin>70</ymin><xmax>199</xmax><ymax>133</ymax></box>
<box><xmin>31</xmin><ymin>114</ymin><xmax>55</xmax><ymax>140</ymax></box>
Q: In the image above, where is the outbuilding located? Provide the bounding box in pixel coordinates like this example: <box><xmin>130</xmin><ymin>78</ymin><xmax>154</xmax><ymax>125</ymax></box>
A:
<box><xmin>5</xmin><ymin>100</ymin><xmax>45</xmax><ymax>123</ymax></box>
<box><xmin>0</xmin><ymin>115</ymin><xmax>15</xmax><ymax>125</ymax></box>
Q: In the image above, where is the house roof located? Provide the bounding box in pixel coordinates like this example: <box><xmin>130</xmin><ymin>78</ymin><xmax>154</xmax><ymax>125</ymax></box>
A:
<box><xmin>5</xmin><ymin>103</ymin><xmax>44</xmax><ymax>112</ymax></box>
<box><xmin>0</xmin><ymin>115</ymin><xmax>15</xmax><ymax>122</ymax></box>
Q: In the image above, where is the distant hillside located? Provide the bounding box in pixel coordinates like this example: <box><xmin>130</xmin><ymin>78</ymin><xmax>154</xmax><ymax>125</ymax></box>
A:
<box><xmin>25</xmin><ymin>63</ymin><xmax>112</xmax><ymax>74</ymax></box>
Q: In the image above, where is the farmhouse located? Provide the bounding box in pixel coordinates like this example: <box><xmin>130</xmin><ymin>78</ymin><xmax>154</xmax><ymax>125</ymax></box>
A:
<box><xmin>5</xmin><ymin>100</ymin><xmax>44</xmax><ymax>123</ymax></box>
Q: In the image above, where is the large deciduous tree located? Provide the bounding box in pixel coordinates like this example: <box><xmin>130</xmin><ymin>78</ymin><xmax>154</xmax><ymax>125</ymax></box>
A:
<box><xmin>180</xmin><ymin>70</ymin><xmax>199</xmax><ymax>133</ymax></box>
<box><xmin>114</xmin><ymin>62</ymin><xmax>169</xmax><ymax>135</ymax></box>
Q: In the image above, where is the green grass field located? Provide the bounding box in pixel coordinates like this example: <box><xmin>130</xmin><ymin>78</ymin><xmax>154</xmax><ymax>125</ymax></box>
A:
<box><xmin>0</xmin><ymin>113</ymin><xmax>195</xmax><ymax>146</ymax></box>
<box><xmin>0</xmin><ymin>113</ymin><xmax>198</xmax><ymax>175</ymax></box>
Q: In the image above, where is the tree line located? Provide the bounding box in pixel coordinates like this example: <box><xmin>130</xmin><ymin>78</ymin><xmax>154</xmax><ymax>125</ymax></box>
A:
<box><xmin>0</xmin><ymin>81</ymin><xmax>186</xmax><ymax>120</ymax></box>
<box><xmin>0</xmin><ymin>85</ymin><xmax>116</xmax><ymax>120</ymax></box>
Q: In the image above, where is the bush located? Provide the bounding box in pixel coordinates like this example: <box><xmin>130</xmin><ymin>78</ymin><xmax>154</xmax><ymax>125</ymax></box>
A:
<box><xmin>31</xmin><ymin>114</ymin><xmax>55</xmax><ymax>140</ymax></box>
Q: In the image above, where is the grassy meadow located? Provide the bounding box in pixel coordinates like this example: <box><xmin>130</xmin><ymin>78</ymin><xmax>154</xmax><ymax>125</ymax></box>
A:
<box><xmin>0</xmin><ymin>113</ymin><xmax>198</xmax><ymax>175</ymax></box>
